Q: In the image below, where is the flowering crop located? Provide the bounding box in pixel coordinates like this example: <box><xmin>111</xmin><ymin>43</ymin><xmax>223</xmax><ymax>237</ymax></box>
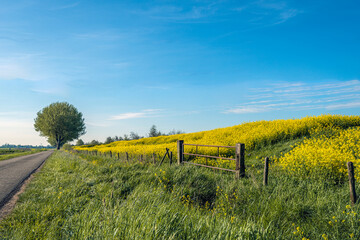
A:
<box><xmin>75</xmin><ymin>115</ymin><xmax>360</xmax><ymax>166</ymax></box>
<box><xmin>277</xmin><ymin>127</ymin><xmax>360</xmax><ymax>182</ymax></box>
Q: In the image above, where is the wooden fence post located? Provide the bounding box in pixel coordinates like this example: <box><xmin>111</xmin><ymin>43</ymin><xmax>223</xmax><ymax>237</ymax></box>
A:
<box><xmin>117</xmin><ymin>153</ymin><xmax>120</xmax><ymax>159</ymax></box>
<box><xmin>263</xmin><ymin>157</ymin><xmax>269</xmax><ymax>186</ymax></box>
<box><xmin>140</xmin><ymin>155</ymin><xmax>143</xmax><ymax>163</ymax></box>
<box><xmin>153</xmin><ymin>153</ymin><xmax>156</xmax><ymax>164</ymax></box>
<box><xmin>235</xmin><ymin>143</ymin><xmax>246</xmax><ymax>179</ymax></box>
<box><xmin>109</xmin><ymin>151</ymin><xmax>112</xmax><ymax>158</ymax></box>
<box><xmin>170</xmin><ymin>152</ymin><xmax>173</xmax><ymax>165</ymax></box>
<box><xmin>347</xmin><ymin>162</ymin><xmax>357</xmax><ymax>205</ymax></box>
<box><xmin>177</xmin><ymin>140</ymin><xmax>184</xmax><ymax>165</ymax></box>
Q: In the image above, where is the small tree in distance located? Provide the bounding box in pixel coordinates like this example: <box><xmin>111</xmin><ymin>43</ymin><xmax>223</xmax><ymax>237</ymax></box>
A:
<box><xmin>89</xmin><ymin>140</ymin><xmax>100</xmax><ymax>145</ymax></box>
<box><xmin>76</xmin><ymin>139</ymin><xmax>84</xmax><ymax>146</ymax></box>
<box><xmin>168</xmin><ymin>129</ymin><xmax>185</xmax><ymax>135</ymax></box>
<box><xmin>148</xmin><ymin>125</ymin><xmax>162</xmax><ymax>137</ymax></box>
<box><xmin>130</xmin><ymin>132</ymin><xmax>141</xmax><ymax>140</ymax></box>
<box><xmin>34</xmin><ymin>102</ymin><xmax>86</xmax><ymax>150</ymax></box>
<box><xmin>104</xmin><ymin>136</ymin><xmax>113</xmax><ymax>144</ymax></box>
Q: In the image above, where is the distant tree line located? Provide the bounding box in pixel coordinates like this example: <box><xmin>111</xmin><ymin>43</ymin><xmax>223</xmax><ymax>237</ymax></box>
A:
<box><xmin>76</xmin><ymin>125</ymin><xmax>184</xmax><ymax>146</ymax></box>
<box><xmin>0</xmin><ymin>143</ymin><xmax>53</xmax><ymax>149</ymax></box>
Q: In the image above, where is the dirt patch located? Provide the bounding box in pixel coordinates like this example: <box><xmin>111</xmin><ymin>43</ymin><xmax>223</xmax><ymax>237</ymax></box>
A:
<box><xmin>0</xmin><ymin>161</ymin><xmax>45</xmax><ymax>221</ymax></box>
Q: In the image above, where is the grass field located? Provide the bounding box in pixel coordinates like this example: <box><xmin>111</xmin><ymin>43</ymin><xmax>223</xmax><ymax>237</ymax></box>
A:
<box><xmin>0</xmin><ymin>146</ymin><xmax>359</xmax><ymax>239</ymax></box>
<box><xmin>1</xmin><ymin>115</ymin><xmax>360</xmax><ymax>239</ymax></box>
<box><xmin>0</xmin><ymin>149</ymin><xmax>47</xmax><ymax>161</ymax></box>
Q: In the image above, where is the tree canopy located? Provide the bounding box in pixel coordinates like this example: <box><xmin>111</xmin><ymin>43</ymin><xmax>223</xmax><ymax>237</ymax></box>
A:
<box><xmin>76</xmin><ymin>139</ymin><xmax>85</xmax><ymax>146</ymax></box>
<box><xmin>148</xmin><ymin>125</ymin><xmax>162</xmax><ymax>137</ymax></box>
<box><xmin>34</xmin><ymin>102</ymin><xmax>86</xmax><ymax>150</ymax></box>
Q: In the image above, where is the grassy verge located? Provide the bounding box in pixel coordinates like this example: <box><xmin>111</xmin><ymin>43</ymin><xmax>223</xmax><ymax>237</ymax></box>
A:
<box><xmin>0</xmin><ymin>150</ymin><xmax>359</xmax><ymax>239</ymax></box>
<box><xmin>0</xmin><ymin>149</ymin><xmax>48</xmax><ymax>161</ymax></box>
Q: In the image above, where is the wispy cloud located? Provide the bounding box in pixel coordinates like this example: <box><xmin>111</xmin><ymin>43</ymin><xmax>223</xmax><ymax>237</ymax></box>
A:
<box><xmin>326</xmin><ymin>101</ymin><xmax>360</xmax><ymax>110</ymax></box>
<box><xmin>86</xmin><ymin>122</ymin><xmax>110</xmax><ymax>127</ymax></box>
<box><xmin>51</xmin><ymin>2</ymin><xmax>80</xmax><ymax>10</ymax></box>
<box><xmin>113</xmin><ymin>62</ymin><xmax>131</xmax><ymax>69</ymax></box>
<box><xmin>240</xmin><ymin>0</ymin><xmax>302</xmax><ymax>26</ymax></box>
<box><xmin>74</xmin><ymin>32</ymin><xmax>124</xmax><ymax>41</ymax></box>
<box><xmin>0</xmin><ymin>53</ymin><xmax>46</xmax><ymax>81</ymax></box>
<box><xmin>109</xmin><ymin>109</ymin><xmax>163</xmax><ymax>120</ymax></box>
<box><xmin>226</xmin><ymin>80</ymin><xmax>360</xmax><ymax>114</ymax></box>
<box><xmin>0</xmin><ymin>53</ymin><xmax>75</xmax><ymax>95</ymax></box>
<box><xmin>131</xmin><ymin>2</ymin><xmax>220</xmax><ymax>22</ymax></box>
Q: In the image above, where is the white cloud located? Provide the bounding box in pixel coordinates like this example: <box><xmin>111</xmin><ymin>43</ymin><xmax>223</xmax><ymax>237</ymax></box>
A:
<box><xmin>109</xmin><ymin>109</ymin><xmax>163</xmax><ymax>120</ymax></box>
<box><xmin>226</xmin><ymin>106</ymin><xmax>267</xmax><ymax>114</ymax></box>
<box><xmin>0</xmin><ymin>63</ymin><xmax>30</xmax><ymax>80</ymax></box>
<box><xmin>86</xmin><ymin>122</ymin><xmax>110</xmax><ymax>127</ymax></box>
<box><xmin>131</xmin><ymin>2</ymin><xmax>220</xmax><ymax>22</ymax></box>
<box><xmin>227</xmin><ymin>80</ymin><xmax>360</xmax><ymax>114</ymax></box>
<box><xmin>326</xmin><ymin>102</ymin><xmax>360</xmax><ymax>110</ymax></box>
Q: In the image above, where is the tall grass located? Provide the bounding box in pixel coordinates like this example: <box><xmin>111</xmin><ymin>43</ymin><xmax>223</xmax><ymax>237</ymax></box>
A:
<box><xmin>0</xmin><ymin>150</ymin><xmax>359</xmax><ymax>239</ymax></box>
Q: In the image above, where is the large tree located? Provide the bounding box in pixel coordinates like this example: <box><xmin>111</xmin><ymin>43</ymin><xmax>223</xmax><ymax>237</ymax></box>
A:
<box><xmin>34</xmin><ymin>102</ymin><xmax>86</xmax><ymax>150</ymax></box>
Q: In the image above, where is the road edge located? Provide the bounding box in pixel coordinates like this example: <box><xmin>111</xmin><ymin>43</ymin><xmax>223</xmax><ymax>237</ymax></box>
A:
<box><xmin>0</xmin><ymin>151</ymin><xmax>54</xmax><ymax>220</ymax></box>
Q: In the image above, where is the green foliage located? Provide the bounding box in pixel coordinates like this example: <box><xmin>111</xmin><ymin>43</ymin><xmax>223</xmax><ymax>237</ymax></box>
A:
<box><xmin>76</xmin><ymin>139</ymin><xmax>84</xmax><ymax>146</ymax></box>
<box><xmin>62</xmin><ymin>144</ymin><xmax>73</xmax><ymax>151</ymax></box>
<box><xmin>34</xmin><ymin>102</ymin><xmax>86</xmax><ymax>150</ymax></box>
<box><xmin>1</xmin><ymin>150</ymin><xmax>359</xmax><ymax>239</ymax></box>
<box><xmin>0</xmin><ymin>149</ymin><xmax>47</xmax><ymax>161</ymax></box>
<box><xmin>148</xmin><ymin>125</ymin><xmax>162</xmax><ymax>137</ymax></box>
<box><xmin>104</xmin><ymin>137</ymin><xmax>113</xmax><ymax>144</ymax></box>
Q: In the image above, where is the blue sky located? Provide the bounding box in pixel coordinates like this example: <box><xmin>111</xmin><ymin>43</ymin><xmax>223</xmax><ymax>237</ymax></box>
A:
<box><xmin>0</xmin><ymin>0</ymin><xmax>359</xmax><ymax>145</ymax></box>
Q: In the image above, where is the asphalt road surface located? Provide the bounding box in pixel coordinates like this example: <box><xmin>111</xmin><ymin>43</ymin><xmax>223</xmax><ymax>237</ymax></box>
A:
<box><xmin>0</xmin><ymin>150</ymin><xmax>53</xmax><ymax>208</ymax></box>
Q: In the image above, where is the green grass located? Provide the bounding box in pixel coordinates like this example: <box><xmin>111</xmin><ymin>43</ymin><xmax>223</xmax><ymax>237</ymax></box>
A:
<box><xmin>0</xmin><ymin>149</ymin><xmax>47</xmax><ymax>161</ymax></box>
<box><xmin>0</xmin><ymin>148</ymin><xmax>359</xmax><ymax>239</ymax></box>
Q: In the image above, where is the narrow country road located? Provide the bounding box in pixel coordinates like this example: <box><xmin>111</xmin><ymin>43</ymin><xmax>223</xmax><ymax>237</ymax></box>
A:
<box><xmin>0</xmin><ymin>150</ymin><xmax>53</xmax><ymax>208</ymax></box>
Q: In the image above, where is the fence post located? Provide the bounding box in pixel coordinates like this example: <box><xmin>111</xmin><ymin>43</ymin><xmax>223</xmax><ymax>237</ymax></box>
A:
<box><xmin>117</xmin><ymin>153</ymin><xmax>120</xmax><ymax>159</ymax></box>
<box><xmin>140</xmin><ymin>155</ymin><xmax>143</xmax><ymax>163</ymax></box>
<box><xmin>170</xmin><ymin>152</ymin><xmax>173</xmax><ymax>165</ymax></box>
<box><xmin>153</xmin><ymin>153</ymin><xmax>156</xmax><ymax>164</ymax></box>
<box><xmin>177</xmin><ymin>140</ymin><xmax>184</xmax><ymax>165</ymax></box>
<box><xmin>109</xmin><ymin>151</ymin><xmax>112</xmax><ymax>158</ymax></box>
<box><xmin>126</xmin><ymin>152</ymin><xmax>129</xmax><ymax>162</ymax></box>
<box><xmin>263</xmin><ymin>157</ymin><xmax>269</xmax><ymax>186</ymax></box>
<box><xmin>235</xmin><ymin>143</ymin><xmax>246</xmax><ymax>179</ymax></box>
<box><xmin>347</xmin><ymin>162</ymin><xmax>357</xmax><ymax>205</ymax></box>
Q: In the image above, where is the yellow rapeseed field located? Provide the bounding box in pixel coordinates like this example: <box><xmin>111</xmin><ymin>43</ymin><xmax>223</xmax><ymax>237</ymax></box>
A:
<box><xmin>277</xmin><ymin>126</ymin><xmax>360</xmax><ymax>181</ymax></box>
<box><xmin>76</xmin><ymin>115</ymin><xmax>360</xmax><ymax>171</ymax></box>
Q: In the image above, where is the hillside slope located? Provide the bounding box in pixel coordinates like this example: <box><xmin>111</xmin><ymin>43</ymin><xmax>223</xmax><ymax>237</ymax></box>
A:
<box><xmin>76</xmin><ymin>115</ymin><xmax>360</xmax><ymax>158</ymax></box>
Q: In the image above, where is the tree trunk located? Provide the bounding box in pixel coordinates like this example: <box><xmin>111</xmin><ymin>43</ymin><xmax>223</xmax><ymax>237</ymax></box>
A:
<box><xmin>56</xmin><ymin>141</ymin><xmax>60</xmax><ymax>150</ymax></box>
